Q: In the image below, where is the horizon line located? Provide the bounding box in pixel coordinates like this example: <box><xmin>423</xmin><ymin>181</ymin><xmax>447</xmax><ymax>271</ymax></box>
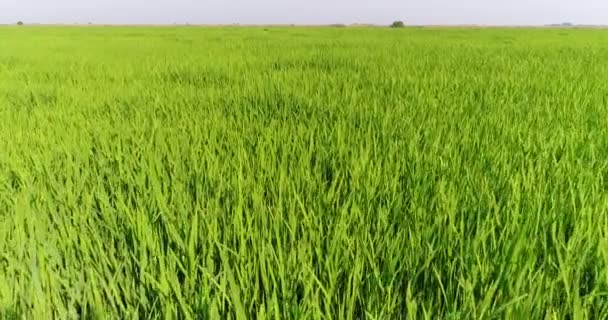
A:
<box><xmin>2</xmin><ymin>22</ymin><xmax>607</xmax><ymax>28</ymax></box>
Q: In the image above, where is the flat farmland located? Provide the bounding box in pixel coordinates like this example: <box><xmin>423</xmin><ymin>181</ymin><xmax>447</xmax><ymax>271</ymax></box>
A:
<box><xmin>1</xmin><ymin>27</ymin><xmax>608</xmax><ymax>318</ymax></box>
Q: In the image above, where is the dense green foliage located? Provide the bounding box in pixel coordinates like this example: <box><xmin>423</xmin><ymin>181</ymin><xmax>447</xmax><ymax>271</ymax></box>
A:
<box><xmin>1</xmin><ymin>26</ymin><xmax>608</xmax><ymax>319</ymax></box>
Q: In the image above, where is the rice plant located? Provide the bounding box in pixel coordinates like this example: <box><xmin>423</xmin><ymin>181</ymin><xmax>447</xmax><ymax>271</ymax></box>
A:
<box><xmin>1</xmin><ymin>26</ymin><xmax>608</xmax><ymax>319</ymax></box>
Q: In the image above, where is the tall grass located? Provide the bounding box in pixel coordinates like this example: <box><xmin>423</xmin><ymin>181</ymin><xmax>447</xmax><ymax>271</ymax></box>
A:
<box><xmin>1</xmin><ymin>26</ymin><xmax>608</xmax><ymax>318</ymax></box>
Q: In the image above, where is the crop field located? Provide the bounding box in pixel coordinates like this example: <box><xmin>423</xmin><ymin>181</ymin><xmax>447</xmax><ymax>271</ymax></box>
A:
<box><xmin>1</xmin><ymin>26</ymin><xmax>608</xmax><ymax>319</ymax></box>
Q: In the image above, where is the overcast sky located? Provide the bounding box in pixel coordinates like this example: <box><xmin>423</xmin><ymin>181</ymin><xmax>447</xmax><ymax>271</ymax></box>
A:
<box><xmin>1</xmin><ymin>0</ymin><xmax>607</xmax><ymax>25</ymax></box>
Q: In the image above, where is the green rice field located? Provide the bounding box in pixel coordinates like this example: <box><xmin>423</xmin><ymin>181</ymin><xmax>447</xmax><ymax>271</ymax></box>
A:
<box><xmin>2</xmin><ymin>26</ymin><xmax>608</xmax><ymax>319</ymax></box>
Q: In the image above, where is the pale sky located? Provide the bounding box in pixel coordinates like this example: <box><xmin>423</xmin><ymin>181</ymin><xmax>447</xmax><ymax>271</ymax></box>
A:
<box><xmin>1</xmin><ymin>0</ymin><xmax>607</xmax><ymax>26</ymax></box>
